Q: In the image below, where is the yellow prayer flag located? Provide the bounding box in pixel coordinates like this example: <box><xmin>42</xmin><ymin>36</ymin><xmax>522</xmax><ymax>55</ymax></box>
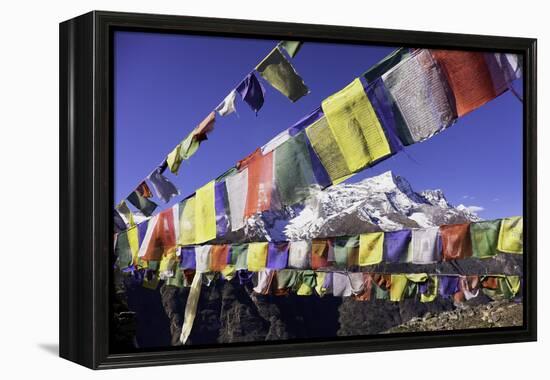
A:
<box><xmin>178</xmin><ymin>197</ymin><xmax>196</xmax><ymax>245</ymax></box>
<box><xmin>359</xmin><ymin>232</ymin><xmax>384</xmax><ymax>266</ymax></box>
<box><xmin>314</xmin><ymin>271</ymin><xmax>327</xmax><ymax>296</ymax></box>
<box><xmin>305</xmin><ymin>116</ymin><xmax>351</xmax><ymax>183</ymax></box>
<box><xmin>297</xmin><ymin>283</ymin><xmax>314</xmax><ymax>296</ymax></box>
<box><xmin>194</xmin><ymin>181</ymin><xmax>217</xmax><ymax>244</ymax></box>
<box><xmin>221</xmin><ymin>265</ymin><xmax>236</xmax><ymax>280</ymax></box>
<box><xmin>322</xmin><ymin>78</ymin><xmax>391</xmax><ymax>172</ymax></box>
<box><xmin>497</xmin><ymin>216</ymin><xmax>523</xmax><ymax>254</ymax></box>
<box><xmin>246</xmin><ymin>242</ymin><xmax>268</xmax><ymax>272</ymax></box>
<box><xmin>127</xmin><ymin>226</ymin><xmax>140</xmax><ymax>265</ymax></box>
<box><xmin>159</xmin><ymin>248</ymin><xmax>177</xmax><ymax>275</ymax></box>
<box><xmin>390</xmin><ymin>274</ymin><xmax>408</xmax><ymax>302</ymax></box>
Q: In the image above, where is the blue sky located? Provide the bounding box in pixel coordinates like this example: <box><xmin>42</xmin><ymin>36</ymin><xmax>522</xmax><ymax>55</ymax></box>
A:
<box><xmin>114</xmin><ymin>31</ymin><xmax>523</xmax><ymax>220</ymax></box>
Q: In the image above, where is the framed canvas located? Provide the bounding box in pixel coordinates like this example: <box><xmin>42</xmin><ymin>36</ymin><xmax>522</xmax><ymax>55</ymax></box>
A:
<box><xmin>59</xmin><ymin>11</ymin><xmax>537</xmax><ymax>369</ymax></box>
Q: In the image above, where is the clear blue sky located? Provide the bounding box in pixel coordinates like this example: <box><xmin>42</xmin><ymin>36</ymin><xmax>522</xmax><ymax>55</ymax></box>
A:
<box><xmin>114</xmin><ymin>31</ymin><xmax>523</xmax><ymax>220</ymax></box>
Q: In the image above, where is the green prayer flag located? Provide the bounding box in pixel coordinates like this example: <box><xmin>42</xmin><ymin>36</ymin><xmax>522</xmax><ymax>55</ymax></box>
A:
<box><xmin>279</xmin><ymin>40</ymin><xmax>303</xmax><ymax>58</ymax></box>
<box><xmin>230</xmin><ymin>244</ymin><xmax>249</xmax><ymax>270</ymax></box>
<box><xmin>470</xmin><ymin>220</ymin><xmax>501</xmax><ymax>258</ymax></box>
<box><xmin>115</xmin><ymin>231</ymin><xmax>132</xmax><ymax>269</ymax></box>
<box><xmin>274</xmin><ymin>132</ymin><xmax>316</xmax><ymax>205</ymax></box>
<box><xmin>333</xmin><ymin>236</ymin><xmax>360</xmax><ymax>268</ymax></box>
<box><xmin>167</xmin><ymin>134</ymin><xmax>201</xmax><ymax>174</ymax></box>
<box><xmin>256</xmin><ymin>47</ymin><xmax>309</xmax><ymax>102</ymax></box>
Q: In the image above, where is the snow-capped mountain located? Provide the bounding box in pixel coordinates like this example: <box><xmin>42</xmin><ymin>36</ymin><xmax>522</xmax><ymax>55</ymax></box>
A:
<box><xmin>241</xmin><ymin>170</ymin><xmax>481</xmax><ymax>242</ymax></box>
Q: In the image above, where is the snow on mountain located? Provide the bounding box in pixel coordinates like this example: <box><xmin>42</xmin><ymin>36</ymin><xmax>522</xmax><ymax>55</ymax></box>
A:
<box><xmin>241</xmin><ymin>170</ymin><xmax>481</xmax><ymax>242</ymax></box>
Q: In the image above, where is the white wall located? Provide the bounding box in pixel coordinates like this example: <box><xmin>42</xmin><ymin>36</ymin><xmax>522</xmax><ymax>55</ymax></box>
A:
<box><xmin>0</xmin><ymin>0</ymin><xmax>546</xmax><ymax>377</ymax></box>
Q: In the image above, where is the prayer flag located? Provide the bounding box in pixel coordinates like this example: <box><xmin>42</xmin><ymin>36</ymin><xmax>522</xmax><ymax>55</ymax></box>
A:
<box><xmin>333</xmin><ymin>236</ymin><xmax>359</xmax><ymax>268</ymax></box>
<box><xmin>470</xmin><ymin>220</ymin><xmax>501</xmax><ymax>258</ymax></box>
<box><xmin>359</xmin><ymin>232</ymin><xmax>384</xmax><ymax>266</ymax></box>
<box><xmin>214</xmin><ymin>180</ymin><xmax>231</xmax><ymax>237</ymax></box>
<box><xmin>247</xmin><ymin>242</ymin><xmax>268</xmax><ymax>272</ymax></box>
<box><xmin>311</xmin><ymin>239</ymin><xmax>329</xmax><ymax>269</ymax></box>
<box><xmin>383</xmin><ymin>230</ymin><xmax>411</xmax><ymax>263</ymax></box>
<box><xmin>440</xmin><ymin>223</ymin><xmax>472</xmax><ymax>261</ymax></box>
<box><xmin>274</xmin><ymin>132</ymin><xmax>317</xmax><ymax>206</ymax></box>
<box><xmin>305</xmin><ymin>116</ymin><xmax>351</xmax><ymax>184</ymax></box>
<box><xmin>485</xmin><ymin>53</ymin><xmax>522</xmax><ymax>96</ymax></box>
<box><xmin>180</xmin><ymin>272</ymin><xmax>202</xmax><ymax>344</ymax></box>
<box><xmin>279</xmin><ymin>40</ymin><xmax>303</xmax><ymax>58</ymax></box>
<box><xmin>136</xmin><ymin>181</ymin><xmax>153</xmax><ymax>198</ymax></box>
<box><xmin>215</xmin><ymin>89</ymin><xmax>237</xmax><ymax>116</ymax></box>
<box><xmin>288</xmin><ymin>240</ymin><xmax>311</xmax><ymax>269</ymax></box>
<box><xmin>179</xmin><ymin>246</ymin><xmax>196</xmax><ymax>270</ymax></box>
<box><xmin>226</xmin><ymin>168</ymin><xmax>249</xmax><ymax>231</ymax></box>
<box><xmin>322</xmin><ymin>78</ymin><xmax>392</xmax><ymax>173</ymax></box>
<box><xmin>178</xmin><ymin>197</ymin><xmax>196</xmax><ymax>245</ymax></box>
<box><xmin>210</xmin><ymin>245</ymin><xmax>229</xmax><ymax>272</ymax></box>
<box><xmin>497</xmin><ymin>216</ymin><xmax>523</xmax><ymax>254</ymax></box>
<box><xmin>113</xmin><ymin>210</ymin><xmax>127</xmax><ymax>232</ymax></box>
<box><xmin>127</xmin><ymin>191</ymin><xmax>157</xmax><ymax>217</ymax></box>
<box><xmin>115</xmin><ymin>200</ymin><xmax>135</xmax><ymax>226</ymax></box>
<box><xmin>138</xmin><ymin>208</ymin><xmax>177</xmax><ymax>261</ymax></box>
<box><xmin>390</xmin><ymin>274</ymin><xmax>408</xmax><ymax>302</ymax></box>
<box><xmin>431</xmin><ymin>50</ymin><xmax>500</xmax><ymax>117</ymax></box>
<box><xmin>195</xmin><ymin>181</ymin><xmax>217</xmax><ymax>244</ymax></box>
<box><xmin>254</xmin><ymin>270</ymin><xmax>276</xmax><ymax>295</ymax></box>
<box><xmin>353</xmin><ymin>273</ymin><xmax>374</xmax><ymax>301</ymax></box>
<box><xmin>439</xmin><ymin>276</ymin><xmax>460</xmax><ymax>297</ymax></box>
<box><xmin>236</xmin><ymin>72</ymin><xmax>265</xmax><ymax>114</ymax></box>
<box><xmin>193</xmin><ymin>111</ymin><xmax>216</xmax><ymax>141</ymax></box>
<box><xmin>195</xmin><ymin>245</ymin><xmax>211</xmax><ymax>272</ymax></box>
<box><xmin>115</xmin><ymin>228</ymin><xmax>133</xmax><ymax>269</ymax></box>
<box><xmin>229</xmin><ymin>244</ymin><xmax>248</xmax><ymax>270</ymax></box>
<box><xmin>333</xmin><ymin>273</ymin><xmax>352</xmax><ymax>297</ymax></box>
<box><xmin>411</xmin><ymin>227</ymin><xmax>441</xmax><ymax>264</ymax></box>
<box><xmin>382</xmin><ymin>49</ymin><xmax>456</xmax><ymax>143</ymax></box>
<box><xmin>240</xmin><ymin>149</ymin><xmax>274</xmax><ymax>217</ymax></box>
<box><xmin>266</xmin><ymin>242</ymin><xmax>289</xmax><ymax>270</ymax></box>
<box><xmin>296</xmin><ymin>270</ymin><xmax>316</xmax><ymax>296</ymax></box>
<box><xmin>256</xmin><ymin>47</ymin><xmax>309</xmax><ymax>102</ymax></box>
<box><xmin>148</xmin><ymin>162</ymin><xmax>180</xmax><ymax>203</ymax></box>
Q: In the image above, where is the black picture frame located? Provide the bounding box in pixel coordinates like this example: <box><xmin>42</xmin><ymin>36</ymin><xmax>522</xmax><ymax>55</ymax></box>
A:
<box><xmin>59</xmin><ymin>10</ymin><xmax>537</xmax><ymax>369</ymax></box>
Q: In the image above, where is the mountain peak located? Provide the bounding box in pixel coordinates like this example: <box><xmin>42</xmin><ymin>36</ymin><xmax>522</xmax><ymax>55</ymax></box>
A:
<box><xmin>421</xmin><ymin>189</ymin><xmax>451</xmax><ymax>208</ymax></box>
<box><xmin>239</xmin><ymin>171</ymin><xmax>483</xmax><ymax>241</ymax></box>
